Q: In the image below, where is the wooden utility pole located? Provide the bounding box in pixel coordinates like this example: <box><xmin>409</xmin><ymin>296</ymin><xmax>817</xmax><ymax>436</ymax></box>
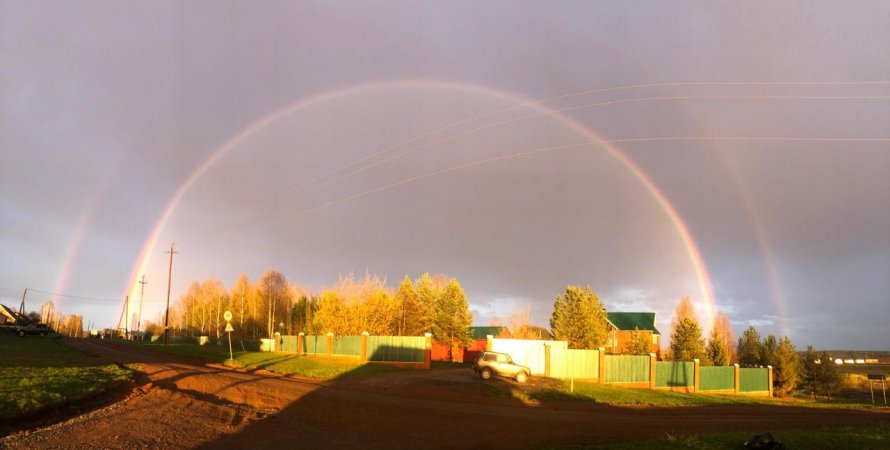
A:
<box><xmin>125</xmin><ymin>295</ymin><xmax>130</xmax><ymax>339</ymax></box>
<box><xmin>18</xmin><ymin>288</ymin><xmax>27</xmax><ymax>324</ymax></box>
<box><xmin>164</xmin><ymin>243</ymin><xmax>178</xmax><ymax>346</ymax></box>
<box><xmin>137</xmin><ymin>275</ymin><xmax>148</xmax><ymax>334</ymax></box>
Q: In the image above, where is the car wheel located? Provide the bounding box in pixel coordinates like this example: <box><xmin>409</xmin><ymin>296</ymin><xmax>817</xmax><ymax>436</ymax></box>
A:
<box><xmin>18</xmin><ymin>330</ymin><xmax>25</xmax><ymax>337</ymax></box>
<box><xmin>480</xmin><ymin>368</ymin><xmax>493</xmax><ymax>380</ymax></box>
<box><xmin>40</xmin><ymin>332</ymin><xmax>46</xmax><ymax>337</ymax></box>
<box><xmin>515</xmin><ymin>371</ymin><xmax>528</xmax><ymax>384</ymax></box>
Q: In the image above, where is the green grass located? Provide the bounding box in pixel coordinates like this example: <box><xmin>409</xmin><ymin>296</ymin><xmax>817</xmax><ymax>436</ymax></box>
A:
<box><xmin>0</xmin><ymin>335</ymin><xmax>133</xmax><ymax>419</ymax></box>
<box><xmin>543</xmin><ymin>425</ymin><xmax>890</xmax><ymax>450</ymax></box>
<box><xmin>127</xmin><ymin>340</ymin><xmax>407</xmax><ymax>380</ymax></box>
<box><xmin>522</xmin><ymin>380</ymin><xmax>881</xmax><ymax>409</ymax></box>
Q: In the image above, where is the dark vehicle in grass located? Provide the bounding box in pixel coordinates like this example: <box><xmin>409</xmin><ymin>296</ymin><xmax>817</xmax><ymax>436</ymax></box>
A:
<box><xmin>472</xmin><ymin>351</ymin><xmax>531</xmax><ymax>383</ymax></box>
<box><xmin>14</xmin><ymin>323</ymin><xmax>52</xmax><ymax>337</ymax></box>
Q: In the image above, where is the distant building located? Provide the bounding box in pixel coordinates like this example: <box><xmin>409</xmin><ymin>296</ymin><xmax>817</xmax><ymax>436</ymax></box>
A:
<box><xmin>605</xmin><ymin>312</ymin><xmax>661</xmax><ymax>355</ymax></box>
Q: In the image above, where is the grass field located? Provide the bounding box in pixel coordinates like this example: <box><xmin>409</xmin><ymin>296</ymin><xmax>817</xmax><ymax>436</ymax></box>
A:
<box><xmin>126</xmin><ymin>340</ymin><xmax>406</xmax><ymax>380</ymax></box>
<box><xmin>0</xmin><ymin>335</ymin><xmax>132</xmax><ymax>420</ymax></box>
<box><xmin>516</xmin><ymin>380</ymin><xmax>882</xmax><ymax>409</ymax></box>
<box><xmin>544</xmin><ymin>425</ymin><xmax>890</xmax><ymax>450</ymax></box>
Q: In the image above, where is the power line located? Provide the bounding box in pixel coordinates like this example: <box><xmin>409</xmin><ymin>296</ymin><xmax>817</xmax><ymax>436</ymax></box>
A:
<box><xmin>218</xmin><ymin>93</ymin><xmax>890</xmax><ymax>237</ymax></box>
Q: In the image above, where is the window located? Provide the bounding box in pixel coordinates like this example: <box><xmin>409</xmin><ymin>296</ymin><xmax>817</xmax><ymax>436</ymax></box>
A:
<box><xmin>651</xmin><ymin>334</ymin><xmax>658</xmax><ymax>344</ymax></box>
<box><xmin>483</xmin><ymin>353</ymin><xmax>496</xmax><ymax>362</ymax></box>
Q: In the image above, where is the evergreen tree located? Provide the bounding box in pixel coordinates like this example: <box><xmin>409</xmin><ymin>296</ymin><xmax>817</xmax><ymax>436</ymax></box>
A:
<box><xmin>801</xmin><ymin>345</ymin><xmax>819</xmax><ymax>399</ymax></box>
<box><xmin>772</xmin><ymin>336</ymin><xmax>800</xmax><ymax>397</ymax></box>
<box><xmin>625</xmin><ymin>327</ymin><xmax>653</xmax><ymax>355</ymax></box>
<box><xmin>737</xmin><ymin>326</ymin><xmax>762</xmax><ymax>367</ymax></box>
<box><xmin>669</xmin><ymin>317</ymin><xmax>706</xmax><ymax>362</ymax></box>
<box><xmin>549</xmin><ymin>285</ymin><xmax>609</xmax><ymax>349</ymax></box>
<box><xmin>817</xmin><ymin>351</ymin><xmax>841</xmax><ymax>400</ymax></box>
<box><xmin>761</xmin><ymin>334</ymin><xmax>779</xmax><ymax>367</ymax></box>
<box><xmin>431</xmin><ymin>278</ymin><xmax>473</xmax><ymax>360</ymax></box>
<box><xmin>706</xmin><ymin>326</ymin><xmax>731</xmax><ymax>366</ymax></box>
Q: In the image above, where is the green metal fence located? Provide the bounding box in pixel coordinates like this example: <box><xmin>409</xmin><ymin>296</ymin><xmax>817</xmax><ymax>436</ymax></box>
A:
<box><xmin>367</xmin><ymin>336</ymin><xmax>425</xmax><ymax>362</ymax></box>
<box><xmin>604</xmin><ymin>355</ymin><xmax>650</xmax><ymax>383</ymax></box>
<box><xmin>301</xmin><ymin>335</ymin><xmax>326</xmax><ymax>354</ymax></box>
<box><xmin>550</xmin><ymin>348</ymin><xmax>599</xmax><ymax>379</ymax></box>
<box><xmin>280</xmin><ymin>335</ymin><xmax>299</xmax><ymax>353</ymax></box>
<box><xmin>699</xmin><ymin>366</ymin><xmax>735</xmax><ymax>391</ymax></box>
<box><xmin>655</xmin><ymin>361</ymin><xmax>694</xmax><ymax>387</ymax></box>
<box><xmin>332</xmin><ymin>336</ymin><xmax>362</xmax><ymax>356</ymax></box>
<box><xmin>740</xmin><ymin>368</ymin><xmax>769</xmax><ymax>392</ymax></box>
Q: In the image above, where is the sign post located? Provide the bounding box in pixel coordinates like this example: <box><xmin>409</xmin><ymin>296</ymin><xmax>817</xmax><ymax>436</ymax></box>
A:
<box><xmin>867</xmin><ymin>374</ymin><xmax>887</xmax><ymax>405</ymax></box>
<box><xmin>223</xmin><ymin>310</ymin><xmax>234</xmax><ymax>363</ymax></box>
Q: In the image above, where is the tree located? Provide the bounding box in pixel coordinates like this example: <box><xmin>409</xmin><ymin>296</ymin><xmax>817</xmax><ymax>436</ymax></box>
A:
<box><xmin>712</xmin><ymin>312</ymin><xmax>736</xmax><ymax>364</ymax></box>
<box><xmin>772</xmin><ymin>336</ymin><xmax>800</xmax><ymax>397</ymax></box>
<box><xmin>669</xmin><ymin>317</ymin><xmax>706</xmax><ymax>362</ymax></box>
<box><xmin>737</xmin><ymin>326</ymin><xmax>762</xmax><ymax>367</ymax></box>
<box><xmin>670</xmin><ymin>296</ymin><xmax>698</xmax><ymax>338</ymax></box>
<box><xmin>413</xmin><ymin>273</ymin><xmax>439</xmax><ymax>335</ymax></box>
<box><xmin>625</xmin><ymin>327</ymin><xmax>653</xmax><ymax>355</ymax></box>
<box><xmin>761</xmin><ymin>334</ymin><xmax>779</xmax><ymax>368</ymax></box>
<box><xmin>549</xmin><ymin>285</ymin><xmax>609</xmax><ymax>349</ymax></box>
<box><xmin>431</xmin><ymin>278</ymin><xmax>473</xmax><ymax>360</ymax></box>
<box><xmin>393</xmin><ymin>276</ymin><xmax>420</xmax><ymax>335</ymax></box>
<box><xmin>817</xmin><ymin>351</ymin><xmax>841</xmax><ymax>400</ymax></box>
<box><xmin>706</xmin><ymin>326</ymin><xmax>731</xmax><ymax>366</ymax></box>
<box><xmin>257</xmin><ymin>269</ymin><xmax>289</xmax><ymax>338</ymax></box>
<box><xmin>801</xmin><ymin>345</ymin><xmax>819</xmax><ymax>399</ymax></box>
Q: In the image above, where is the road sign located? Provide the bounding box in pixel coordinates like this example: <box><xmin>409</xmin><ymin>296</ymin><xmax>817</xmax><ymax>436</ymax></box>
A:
<box><xmin>223</xmin><ymin>310</ymin><xmax>233</xmax><ymax>322</ymax></box>
<box><xmin>225</xmin><ymin>323</ymin><xmax>234</xmax><ymax>332</ymax></box>
<box><xmin>867</xmin><ymin>374</ymin><xmax>885</xmax><ymax>381</ymax></box>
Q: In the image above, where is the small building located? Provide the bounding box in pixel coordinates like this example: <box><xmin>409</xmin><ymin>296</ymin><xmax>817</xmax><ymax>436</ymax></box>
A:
<box><xmin>431</xmin><ymin>326</ymin><xmax>511</xmax><ymax>362</ymax></box>
<box><xmin>0</xmin><ymin>304</ymin><xmax>30</xmax><ymax>326</ymax></box>
<box><xmin>605</xmin><ymin>312</ymin><xmax>661</xmax><ymax>355</ymax></box>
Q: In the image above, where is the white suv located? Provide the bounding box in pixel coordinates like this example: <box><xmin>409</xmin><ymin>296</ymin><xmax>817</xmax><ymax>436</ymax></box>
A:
<box><xmin>473</xmin><ymin>351</ymin><xmax>531</xmax><ymax>383</ymax></box>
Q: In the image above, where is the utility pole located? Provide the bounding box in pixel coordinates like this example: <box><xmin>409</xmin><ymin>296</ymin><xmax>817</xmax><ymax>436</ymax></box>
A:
<box><xmin>164</xmin><ymin>243</ymin><xmax>178</xmax><ymax>346</ymax></box>
<box><xmin>18</xmin><ymin>288</ymin><xmax>27</xmax><ymax>325</ymax></box>
<box><xmin>117</xmin><ymin>296</ymin><xmax>127</xmax><ymax>338</ymax></box>
<box><xmin>137</xmin><ymin>275</ymin><xmax>148</xmax><ymax>334</ymax></box>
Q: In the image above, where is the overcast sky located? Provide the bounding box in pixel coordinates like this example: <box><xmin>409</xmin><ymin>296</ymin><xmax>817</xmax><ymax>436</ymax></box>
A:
<box><xmin>1</xmin><ymin>1</ymin><xmax>887</xmax><ymax>349</ymax></box>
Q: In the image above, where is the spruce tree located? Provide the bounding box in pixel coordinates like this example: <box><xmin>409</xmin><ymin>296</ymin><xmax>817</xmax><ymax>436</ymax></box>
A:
<box><xmin>431</xmin><ymin>278</ymin><xmax>473</xmax><ymax>360</ymax></box>
<box><xmin>706</xmin><ymin>326</ymin><xmax>731</xmax><ymax>366</ymax></box>
<box><xmin>549</xmin><ymin>285</ymin><xmax>609</xmax><ymax>349</ymax></box>
<box><xmin>761</xmin><ymin>334</ymin><xmax>779</xmax><ymax>367</ymax></box>
<box><xmin>801</xmin><ymin>345</ymin><xmax>819</xmax><ymax>399</ymax></box>
<box><xmin>737</xmin><ymin>326</ymin><xmax>762</xmax><ymax>367</ymax></box>
<box><xmin>817</xmin><ymin>351</ymin><xmax>841</xmax><ymax>400</ymax></box>
<box><xmin>625</xmin><ymin>327</ymin><xmax>653</xmax><ymax>355</ymax></box>
<box><xmin>772</xmin><ymin>336</ymin><xmax>800</xmax><ymax>397</ymax></box>
<box><xmin>669</xmin><ymin>317</ymin><xmax>706</xmax><ymax>362</ymax></box>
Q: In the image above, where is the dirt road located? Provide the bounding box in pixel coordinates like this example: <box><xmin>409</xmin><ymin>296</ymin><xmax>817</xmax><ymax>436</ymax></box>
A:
<box><xmin>2</xmin><ymin>340</ymin><xmax>887</xmax><ymax>449</ymax></box>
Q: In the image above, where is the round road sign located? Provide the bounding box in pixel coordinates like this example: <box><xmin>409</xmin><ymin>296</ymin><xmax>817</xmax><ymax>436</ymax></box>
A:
<box><xmin>223</xmin><ymin>310</ymin><xmax>233</xmax><ymax>322</ymax></box>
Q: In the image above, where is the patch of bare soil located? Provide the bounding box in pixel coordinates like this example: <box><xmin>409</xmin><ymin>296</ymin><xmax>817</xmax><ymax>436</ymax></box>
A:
<box><xmin>2</xmin><ymin>340</ymin><xmax>888</xmax><ymax>449</ymax></box>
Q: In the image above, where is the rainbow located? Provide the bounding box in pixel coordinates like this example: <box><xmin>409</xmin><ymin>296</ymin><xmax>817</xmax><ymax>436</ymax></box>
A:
<box><xmin>123</xmin><ymin>80</ymin><xmax>718</xmax><ymax>328</ymax></box>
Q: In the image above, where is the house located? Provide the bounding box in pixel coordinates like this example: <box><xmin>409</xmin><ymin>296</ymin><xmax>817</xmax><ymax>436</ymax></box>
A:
<box><xmin>0</xmin><ymin>303</ymin><xmax>30</xmax><ymax>326</ymax></box>
<box><xmin>431</xmin><ymin>325</ymin><xmax>511</xmax><ymax>362</ymax></box>
<box><xmin>605</xmin><ymin>312</ymin><xmax>661</xmax><ymax>355</ymax></box>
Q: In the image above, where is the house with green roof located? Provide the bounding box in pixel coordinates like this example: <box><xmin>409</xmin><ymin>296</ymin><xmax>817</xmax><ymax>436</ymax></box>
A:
<box><xmin>605</xmin><ymin>312</ymin><xmax>661</xmax><ymax>355</ymax></box>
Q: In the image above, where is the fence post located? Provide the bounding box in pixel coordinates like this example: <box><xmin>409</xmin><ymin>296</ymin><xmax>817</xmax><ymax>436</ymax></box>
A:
<box><xmin>298</xmin><ymin>332</ymin><xmax>305</xmax><ymax>355</ymax></box>
<box><xmin>424</xmin><ymin>332</ymin><xmax>432</xmax><ymax>370</ymax></box>
<box><xmin>326</xmin><ymin>332</ymin><xmax>333</xmax><ymax>355</ymax></box>
<box><xmin>734</xmin><ymin>363</ymin><xmax>740</xmax><ymax>394</ymax></box>
<box><xmin>361</xmin><ymin>331</ymin><xmax>369</xmax><ymax>362</ymax></box>
<box><xmin>274</xmin><ymin>332</ymin><xmax>281</xmax><ymax>352</ymax></box>
<box><xmin>767</xmin><ymin>365</ymin><xmax>774</xmax><ymax>397</ymax></box>
<box><xmin>486</xmin><ymin>334</ymin><xmax>493</xmax><ymax>351</ymax></box>
<box><xmin>649</xmin><ymin>353</ymin><xmax>657</xmax><ymax>389</ymax></box>
<box><xmin>544</xmin><ymin>344</ymin><xmax>551</xmax><ymax>378</ymax></box>
<box><xmin>693</xmin><ymin>359</ymin><xmax>700</xmax><ymax>393</ymax></box>
<box><xmin>598</xmin><ymin>347</ymin><xmax>606</xmax><ymax>384</ymax></box>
